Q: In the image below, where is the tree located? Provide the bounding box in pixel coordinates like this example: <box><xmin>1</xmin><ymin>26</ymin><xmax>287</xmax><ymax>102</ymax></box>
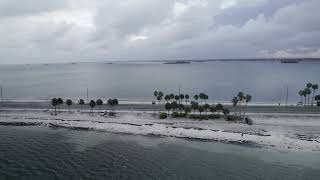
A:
<box><xmin>185</xmin><ymin>94</ymin><xmax>189</xmax><ymax>105</ymax></box>
<box><xmin>57</xmin><ymin>98</ymin><xmax>63</xmax><ymax>112</ymax></box>
<box><xmin>79</xmin><ymin>99</ymin><xmax>85</xmax><ymax>112</ymax></box>
<box><xmin>243</xmin><ymin>94</ymin><xmax>252</xmax><ymax>118</ymax></box>
<box><xmin>170</xmin><ymin>94</ymin><xmax>175</xmax><ymax>102</ymax></box>
<box><xmin>203</xmin><ymin>94</ymin><xmax>209</xmax><ymax>104</ymax></box>
<box><xmin>66</xmin><ymin>99</ymin><xmax>72</xmax><ymax>112</ymax></box>
<box><xmin>302</xmin><ymin>90</ymin><xmax>307</xmax><ymax>106</ymax></box>
<box><xmin>199</xmin><ymin>93</ymin><xmax>205</xmax><ymax>104</ymax></box>
<box><xmin>298</xmin><ymin>90</ymin><xmax>304</xmax><ymax>105</ymax></box>
<box><xmin>198</xmin><ymin>106</ymin><xmax>204</xmax><ymax>115</ymax></box>
<box><xmin>157</xmin><ymin>95</ymin><xmax>162</xmax><ymax>105</ymax></box>
<box><xmin>51</xmin><ymin>98</ymin><xmax>58</xmax><ymax>115</ymax></box>
<box><xmin>178</xmin><ymin>104</ymin><xmax>184</xmax><ymax>114</ymax></box>
<box><xmin>215</xmin><ymin>104</ymin><xmax>224</xmax><ymax>115</ymax></box>
<box><xmin>191</xmin><ymin>101</ymin><xmax>198</xmax><ymax>115</ymax></box>
<box><xmin>203</xmin><ymin>103</ymin><xmax>210</xmax><ymax>116</ymax></box>
<box><xmin>174</xmin><ymin>95</ymin><xmax>180</xmax><ymax>102</ymax></box>
<box><xmin>165</xmin><ymin>95</ymin><xmax>170</xmax><ymax>103</ymax></box>
<box><xmin>96</xmin><ymin>99</ymin><xmax>103</xmax><ymax>110</ymax></box>
<box><xmin>112</xmin><ymin>99</ymin><xmax>119</xmax><ymax>114</ymax></box>
<box><xmin>107</xmin><ymin>99</ymin><xmax>113</xmax><ymax>112</ymax></box>
<box><xmin>232</xmin><ymin>97</ymin><xmax>239</xmax><ymax>115</ymax></box>
<box><xmin>210</xmin><ymin>105</ymin><xmax>216</xmax><ymax>114</ymax></box>
<box><xmin>179</xmin><ymin>94</ymin><xmax>184</xmax><ymax>105</ymax></box>
<box><xmin>171</xmin><ymin>101</ymin><xmax>178</xmax><ymax>113</ymax></box>
<box><xmin>305</xmin><ymin>88</ymin><xmax>312</xmax><ymax>106</ymax></box>
<box><xmin>154</xmin><ymin>91</ymin><xmax>158</xmax><ymax>100</ymax></box>
<box><xmin>223</xmin><ymin>109</ymin><xmax>230</xmax><ymax>115</ymax></box>
<box><xmin>184</xmin><ymin>106</ymin><xmax>191</xmax><ymax>115</ymax></box>
<box><xmin>315</xmin><ymin>95</ymin><xmax>320</xmax><ymax>106</ymax></box>
<box><xmin>311</xmin><ymin>84</ymin><xmax>318</xmax><ymax>106</ymax></box>
<box><xmin>237</xmin><ymin>92</ymin><xmax>244</xmax><ymax>116</ymax></box>
<box><xmin>158</xmin><ymin>91</ymin><xmax>164</xmax><ymax>98</ymax></box>
<box><xmin>152</xmin><ymin>101</ymin><xmax>156</xmax><ymax>116</ymax></box>
<box><xmin>89</xmin><ymin>100</ymin><xmax>96</xmax><ymax>114</ymax></box>
<box><xmin>165</xmin><ymin>102</ymin><xmax>172</xmax><ymax>116</ymax></box>
<box><xmin>194</xmin><ymin>94</ymin><xmax>199</xmax><ymax>102</ymax></box>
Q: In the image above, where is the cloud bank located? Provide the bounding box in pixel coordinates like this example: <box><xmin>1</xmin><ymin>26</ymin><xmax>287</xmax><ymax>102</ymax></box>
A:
<box><xmin>0</xmin><ymin>0</ymin><xmax>319</xmax><ymax>64</ymax></box>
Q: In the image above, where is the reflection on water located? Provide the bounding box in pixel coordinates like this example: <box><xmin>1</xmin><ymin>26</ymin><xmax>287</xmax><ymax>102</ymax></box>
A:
<box><xmin>0</xmin><ymin>126</ymin><xmax>320</xmax><ymax>180</ymax></box>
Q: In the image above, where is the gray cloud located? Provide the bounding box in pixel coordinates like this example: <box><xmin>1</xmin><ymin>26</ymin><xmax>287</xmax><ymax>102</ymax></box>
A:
<box><xmin>0</xmin><ymin>0</ymin><xmax>319</xmax><ymax>64</ymax></box>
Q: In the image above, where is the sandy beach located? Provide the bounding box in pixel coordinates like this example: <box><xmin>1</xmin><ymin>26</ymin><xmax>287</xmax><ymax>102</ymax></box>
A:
<box><xmin>1</xmin><ymin>101</ymin><xmax>320</xmax><ymax>152</ymax></box>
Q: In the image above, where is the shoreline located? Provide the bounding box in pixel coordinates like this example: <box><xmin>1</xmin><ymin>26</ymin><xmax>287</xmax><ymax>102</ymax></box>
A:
<box><xmin>1</xmin><ymin>107</ymin><xmax>320</xmax><ymax>152</ymax></box>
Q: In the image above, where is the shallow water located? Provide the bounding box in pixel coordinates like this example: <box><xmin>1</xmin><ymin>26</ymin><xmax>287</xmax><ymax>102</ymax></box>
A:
<box><xmin>0</xmin><ymin>60</ymin><xmax>320</xmax><ymax>103</ymax></box>
<box><xmin>0</xmin><ymin>126</ymin><xmax>319</xmax><ymax>180</ymax></box>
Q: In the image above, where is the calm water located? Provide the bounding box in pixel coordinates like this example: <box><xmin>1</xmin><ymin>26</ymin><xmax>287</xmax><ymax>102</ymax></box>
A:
<box><xmin>0</xmin><ymin>61</ymin><xmax>320</xmax><ymax>103</ymax></box>
<box><xmin>0</xmin><ymin>126</ymin><xmax>319</xmax><ymax>180</ymax></box>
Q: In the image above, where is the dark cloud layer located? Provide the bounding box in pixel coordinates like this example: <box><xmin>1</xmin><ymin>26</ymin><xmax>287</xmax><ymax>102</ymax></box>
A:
<box><xmin>0</xmin><ymin>0</ymin><xmax>319</xmax><ymax>64</ymax></box>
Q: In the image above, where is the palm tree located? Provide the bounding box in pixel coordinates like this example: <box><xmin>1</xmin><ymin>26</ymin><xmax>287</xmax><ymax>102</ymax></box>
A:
<box><xmin>152</xmin><ymin>101</ymin><xmax>156</xmax><ymax>116</ymax></box>
<box><xmin>154</xmin><ymin>91</ymin><xmax>158</xmax><ymax>101</ymax></box>
<box><xmin>112</xmin><ymin>99</ymin><xmax>119</xmax><ymax>113</ymax></box>
<box><xmin>298</xmin><ymin>90</ymin><xmax>304</xmax><ymax>105</ymax></box>
<box><xmin>158</xmin><ymin>91</ymin><xmax>164</xmax><ymax>98</ymax></box>
<box><xmin>210</xmin><ymin>105</ymin><xmax>216</xmax><ymax>115</ymax></box>
<box><xmin>165</xmin><ymin>95</ymin><xmax>170</xmax><ymax>103</ymax></box>
<box><xmin>203</xmin><ymin>103</ymin><xmax>210</xmax><ymax>116</ymax></box>
<box><xmin>191</xmin><ymin>101</ymin><xmax>198</xmax><ymax>115</ymax></box>
<box><xmin>302</xmin><ymin>90</ymin><xmax>307</xmax><ymax>106</ymax></box>
<box><xmin>179</xmin><ymin>94</ymin><xmax>184</xmax><ymax>105</ymax></box>
<box><xmin>96</xmin><ymin>99</ymin><xmax>103</xmax><ymax>110</ymax></box>
<box><xmin>171</xmin><ymin>101</ymin><xmax>178</xmax><ymax>113</ymax></box>
<box><xmin>170</xmin><ymin>94</ymin><xmax>174</xmax><ymax>102</ymax></box>
<box><xmin>311</xmin><ymin>84</ymin><xmax>318</xmax><ymax>106</ymax></box>
<box><xmin>178</xmin><ymin>104</ymin><xmax>184</xmax><ymax>114</ymax></box>
<box><xmin>57</xmin><ymin>98</ymin><xmax>63</xmax><ymax>112</ymax></box>
<box><xmin>243</xmin><ymin>94</ymin><xmax>252</xmax><ymax>118</ymax></box>
<box><xmin>216</xmin><ymin>104</ymin><xmax>224</xmax><ymax>115</ymax></box>
<box><xmin>194</xmin><ymin>94</ymin><xmax>199</xmax><ymax>103</ymax></box>
<box><xmin>89</xmin><ymin>100</ymin><xmax>96</xmax><ymax>114</ymax></box>
<box><xmin>305</xmin><ymin>88</ymin><xmax>312</xmax><ymax>106</ymax></box>
<box><xmin>237</xmin><ymin>92</ymin><xmax>244</xmax><ymax>116</ymax></box>
<box><xmin>79</xmin><ymin>99</ymin><xmax>85</xmax><ymax>112</ymax></box>
<box><xmin>66</xmin><ymin>99</ymin><xmax>72</xmax><ymax>112</ymax></box>
<box><xmin>232</xmin><ymin>97</ymin><xmax>239</xmax><ymax>116</ymax></box>
<box><xmin>203</xmin><ymin>94</ymin><xmax>208</xmax><ymax>104</ymax></box>
<box><xmin>174</xmin><ymin>95</ymin><xmax>180</xmax><ymax>102</ymax></box>
<box><xmin>157</xmin><ymin>96</ymin><xmax>162</xmax><ymax>106</ymax></box>
<box><xmin>199</xmin><ymin>93</ymin><xmax>205</xmax><ymax>104</ymax></box>
<box><xmin>184</xmin><ymin>106</ymin><xmax>191</xmax><ymax>117</ymax></box>
<box><xmin>315</xmin><ymin>95</ymin><xmax>320</xmax><ymax>106</ymax></box>
<box><xmin>107</xmin><ymin>99</ymin><xmax>113</xmax><ymax>112</ymax></box>
<box><xmin>112</xmin><ymin>99</ymin><xmax>119</xmax><ymax>115</ymax></box>
<box><xmin>306</xmin><ymin>83</ymin><xmax>312</xmax><ymax>105</ymax></box>
<box><xmin>165</xmin><ymin>102</ymin><xmax>172</xmax><ymax>116</ymax></box>
<box><xmin>51</xmin><ymin>98</ymin><xmax>58</xmax><ymax>115</ymax></box>
<box><xmin>198</xmin><ymin>106</ymin><xmax>204</xmax><ymax>115</ymax></box>
<box><xmin>185</xmin><ymin>94</ymin><xmax>189</xmax><ymax>105</ymax></box>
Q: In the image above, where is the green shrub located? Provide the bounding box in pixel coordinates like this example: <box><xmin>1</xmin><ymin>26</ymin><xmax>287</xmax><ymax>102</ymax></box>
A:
<box><xmin>224</xmin><ymin>115</ymin><xmax>241</xmax><ymax>121</ymax></box>
<box><xmin>159</xmin><ymin>112</ymin><xmax>168</xmax><ymax>119</ymax></box>
<box><xmin>172</xmin><ymin>112</ymin><xmax>186</xmax><ymax>118</ymax></box>
<box><xmin>208</xmin><ymin>114</ymin><xmax>221</xmax><ymax>119</ymax></box>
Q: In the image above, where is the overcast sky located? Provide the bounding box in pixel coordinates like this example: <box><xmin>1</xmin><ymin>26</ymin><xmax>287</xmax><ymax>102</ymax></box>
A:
<box><xmin>0</xmin><ymin>0</ymin><xmax>319</xmax><ymax>64</ymax></box>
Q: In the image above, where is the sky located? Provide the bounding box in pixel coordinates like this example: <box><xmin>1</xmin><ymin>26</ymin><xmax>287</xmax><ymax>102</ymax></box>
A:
<box><xmin>0</xmin><ymin>0</ymin><xmax>319</xmax><ymax>64</ymax></box>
